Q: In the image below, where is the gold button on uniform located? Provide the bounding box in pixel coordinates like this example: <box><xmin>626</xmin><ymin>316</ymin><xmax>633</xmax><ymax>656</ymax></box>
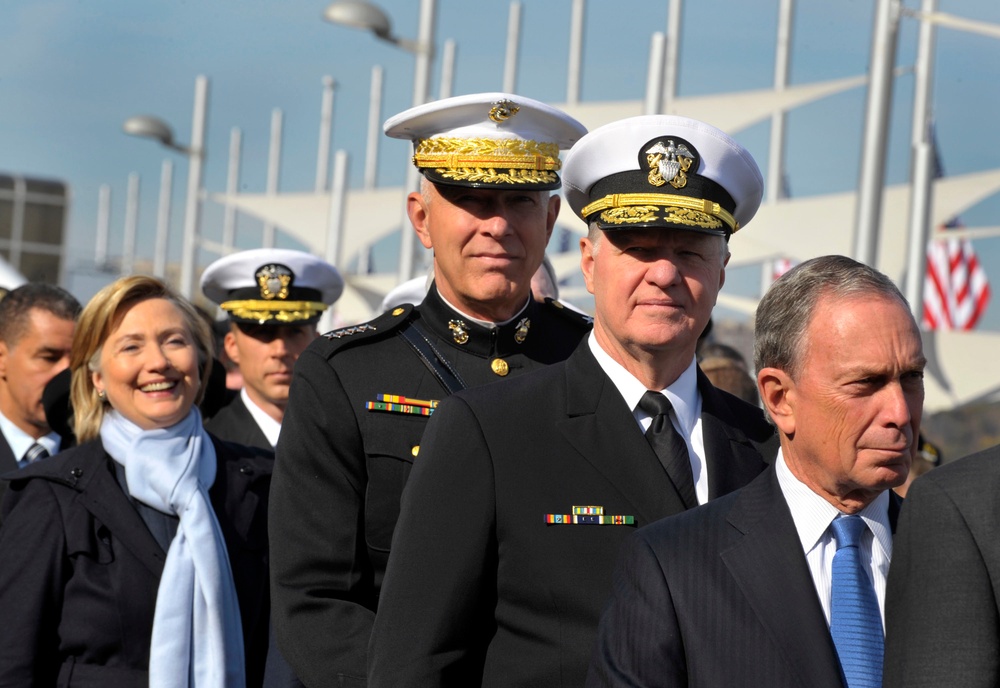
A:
<box><xmin>411</xmin><ymin>445</ymin><xmax>420</xmax><ymax>457</ymax></box>
<box><xmin>392</xmin><ymin>307</ymin><xmax>405</xmax><ymax>317</ymax></box>
<box><xmin>491</xmin><ymin>358</ymin><xmax>510</xmax><ymax>376</ymax></box>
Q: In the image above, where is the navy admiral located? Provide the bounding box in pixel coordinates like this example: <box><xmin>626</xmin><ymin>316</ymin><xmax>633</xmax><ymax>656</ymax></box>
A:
<box><xmin>368</xmin><ymin>116</ymin><xmax>779</xmax><ymax>687</ymax></box>
<box><xmin>268</xmin><ymin>93</ymin><xmax>591</xmax><ymax>687</ymax></box>
<box><xmin>200</xmin><ymin>248</ymin><xmax>343</xmax><ymax>451</ymax></box>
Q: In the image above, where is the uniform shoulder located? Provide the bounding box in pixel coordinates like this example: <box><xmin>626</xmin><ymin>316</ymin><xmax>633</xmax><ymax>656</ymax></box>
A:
<box><xmin>540</xmin><ymin>298</ymin><xmax>593</xmax><ymax>331</ymax></box>
<box><xmin>311</xmin><ymin>304</ymin><xmax>417</xmax><ymax>359</ymax></box>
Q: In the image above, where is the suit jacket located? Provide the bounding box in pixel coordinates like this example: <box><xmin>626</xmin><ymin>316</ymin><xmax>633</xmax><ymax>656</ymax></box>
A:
<box><xmin>0</xmin><ymin>435</ymin><xmax>272</xmax><ymax>688</ymax></box>
<box><xmin>367</xmin><ymin>342</ymin><xmax>778</xmax><ymax>688</ymax></box>
<box><xmin>206</xmin><ymin>394</ymin><xmax>274</xmax><ymax>451</ymax></box>
<box><xmin>0</xmin><ymin>429</ymin><xmax>16</xmax><ymax>521</ymax></box>
<box><xmin>586</xmin><ymin>465</ymin><xmax>902</xmax><ymax>688</ymax></box>
<box><xmin>884</xmin><ymin>447</ymin><xmax>1000</xmax><ymax>688</ymax></box>
<box><xmin>269</xmin><ymin>287</ymin><xmax>592</xmax><ymax>687</ymax></box>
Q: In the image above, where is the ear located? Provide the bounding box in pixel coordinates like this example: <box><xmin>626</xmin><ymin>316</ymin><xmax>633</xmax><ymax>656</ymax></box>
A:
<box><xmin>757</xmin><ymin>366</ymin><xmax>796</xmax><ymax>436</ymax></box>
<box><xmin>407</xmin><ymin>191</ymin><xmax>433</xmax><ymax>250</ymax></box>
<box><xmin>719</xmin><ymin>247</ymin><xmax>730</xmax><ymax>290</ymax></box>
<box><xmin>580</xmin><ymin>235</ymin><xmax>597</xmax><ymax>296</ymax></box>
<box><xmin>544</xmin><ymin>194</ymin><xmax>559</xmax><ymax>244</ymax></box>
<box><xmin>223</xmin><ymin>331</ymin><xmax>241</xmax><ymax>366</ymax></box>
<box><xmin>0</xmin><ymin>341</ymin><xmax>7</xmax><ymax>380</ymax></box>
<box><xmin>91</xmin><ymin>369</ymin><xmax>104</xmax><ymax>397</ymax></box>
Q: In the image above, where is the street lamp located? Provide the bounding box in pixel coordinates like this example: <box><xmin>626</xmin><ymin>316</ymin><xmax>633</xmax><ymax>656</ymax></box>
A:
<box><xmin>123</xmin><ymin>75</ymin><xmax>209</xmax><ymax>299</ymax></box>
<box><xmin>323</xmin><ymin>0</ymin><xmax>436</xmax><ymax>281</ymax></box>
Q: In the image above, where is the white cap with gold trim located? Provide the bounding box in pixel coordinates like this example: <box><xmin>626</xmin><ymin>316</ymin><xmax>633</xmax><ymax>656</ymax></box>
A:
<box><xmin>562</xmin><ymin>115</ymin><xmax>763</xmax><ymax>238</ymax></box>
<box><xmin>201</xmin><ymin>248</ymin><xmax>344</xmax><ymax>326</ymax></box>
<box><xmin>384</xmin><ymin>92</ymin><xmax>587</xmax><ymax>191</ymax></box>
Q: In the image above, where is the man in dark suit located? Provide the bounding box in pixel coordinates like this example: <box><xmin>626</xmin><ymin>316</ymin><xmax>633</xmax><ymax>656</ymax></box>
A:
<box><xmin>587</xmin><ymin>255</ymin><xmax>926</xmax><ymax>688</ymax></box>
<box><xmin>0</xmin><ymin>283</ymin><xmax>80</xmax><ymax>512</ymax></box>
<box><xmin>883</xmin><ymin>447</ymin><xmax>1000</xmax><ymax>687</ymax></box>
<box><xmin>200</xmin><ymin>248</ymin><xmax>343</xmax><ymax>452</ymax></box>
<box><xmin>368</xmin><ymin>115</ymin><xmax>777</xmax><ymax>688</ymax></box>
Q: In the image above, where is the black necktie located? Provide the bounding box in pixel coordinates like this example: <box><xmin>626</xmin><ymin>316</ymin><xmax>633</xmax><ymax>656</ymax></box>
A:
<box><xmin>638</xmin><ymin>391</ymin><xmax>698</xmax><ymax>509</ymax></box>
<box><xmin>21</xmin><ymin>442</ymin><xmax>49</xmax><ymax>467</ymax></box>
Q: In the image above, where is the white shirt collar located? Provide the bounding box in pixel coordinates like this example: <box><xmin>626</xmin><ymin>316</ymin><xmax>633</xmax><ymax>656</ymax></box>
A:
<box><xmin>775</xmin><ymin>447</ymin><xmax>893</xmax><ymax>561</ymax></box>
<box><xmin>239</xmin><ymin>388</ymin><xmax>282</xmax><ymax>449</ymax></box>
<box><xmin>0</xmin><ymin>409</ymin><xmax>61</xmax><ymax>463</ymax></box>
<box><xmin>587</xmin><ymin>331</ymin><xmax>699</xmax><ymax>433</ymax></box>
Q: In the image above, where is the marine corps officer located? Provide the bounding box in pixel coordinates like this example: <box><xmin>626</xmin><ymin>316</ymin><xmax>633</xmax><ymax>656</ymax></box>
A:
<box><xmin>268</xmin><ymin>92</ymin><xmax>591</xmax><ymax>687</ymax></box>
<box><xmin>368</xmin><ymin>115</ymin><xmax>778</xmax><ymax>687</ymax></box>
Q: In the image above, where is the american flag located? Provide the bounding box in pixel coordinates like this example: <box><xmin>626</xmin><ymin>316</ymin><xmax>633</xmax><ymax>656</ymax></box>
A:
<box><xmin>922</xmin><ymin>221</ymin><xmax>991</xmax><ymax>330</ymax></box>
<box><xmin>922</xmin><ymin>129</ymin><xmax>991</xmax><ymax>331</ymax></box>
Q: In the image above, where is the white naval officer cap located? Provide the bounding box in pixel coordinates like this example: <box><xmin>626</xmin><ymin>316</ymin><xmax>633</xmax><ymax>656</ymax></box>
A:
<box><xmin>562</xmin><ymin>115</ymin><xmax>763</xmax><ymax>238</ymax></box>
<box><xmin>200</xmin><ymin>248</ymin><xmax>344</xmax><ymax>326</ymax></box>
<box><xmin>383</xmin><ymin>92</ymin><xmax>587</xmax><ymax>191</ymax></box>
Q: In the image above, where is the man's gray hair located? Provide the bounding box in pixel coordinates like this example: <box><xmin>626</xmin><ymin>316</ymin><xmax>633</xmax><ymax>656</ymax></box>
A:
<box><xmin>753</xmin><ymin>254</ymin><xmax>909</xmax><ymax>378</ymax></box>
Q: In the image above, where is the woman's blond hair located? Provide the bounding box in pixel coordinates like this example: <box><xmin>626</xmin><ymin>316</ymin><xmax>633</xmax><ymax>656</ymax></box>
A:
<box><xmin>70</xmin><ymin>275</ymin><xmax>213</xmax><ymax>442</ymax></box>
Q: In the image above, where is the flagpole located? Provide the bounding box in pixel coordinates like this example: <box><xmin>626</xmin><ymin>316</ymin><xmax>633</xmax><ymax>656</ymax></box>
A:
<box><xmin>903</xmin><ymin>0</ymin><xmax>937</xmax><ymax>321</ymax></box>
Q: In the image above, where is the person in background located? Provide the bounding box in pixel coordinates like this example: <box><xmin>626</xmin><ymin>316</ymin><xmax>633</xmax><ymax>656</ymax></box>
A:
<box><xmin>269</xmin><ymin>92</ymin><xmax>591</xmax><ymax>687</ymax></box>
<box><xmin>201</xmin><ymin>248</ymin><xmax>343</xmax><ymax>451</ymax></box>
<box><xmin>587</xmin><ymin>255</ymin><xmax>924</xmax><ymax>687</ymax></box>
<box><xmin>0</xmin><ymin>283</ymin><xmax>80</xmax><ymax>513</ymax></box>
<box><xmin>0</xmin><ymin>275</ymin><xmax>271</xmax><ymax>686</ymax></box>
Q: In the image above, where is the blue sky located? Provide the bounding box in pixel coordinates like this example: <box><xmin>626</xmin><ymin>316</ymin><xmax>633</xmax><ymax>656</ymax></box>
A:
<box><xmin>3</xmin><ymin>0</ymin><xmax>1000</xmax><ymax>323</ymax></box>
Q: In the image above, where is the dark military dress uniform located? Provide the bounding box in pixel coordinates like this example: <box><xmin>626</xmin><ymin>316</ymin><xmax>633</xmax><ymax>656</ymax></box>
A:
<box><xmin>269</xmin><ymin>283</ymin><xmax>591</xmax><ymax>687</ymax></box>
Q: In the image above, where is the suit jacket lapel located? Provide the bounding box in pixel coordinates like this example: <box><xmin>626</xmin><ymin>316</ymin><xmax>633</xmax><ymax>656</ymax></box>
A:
<box><xmin>73</xmin><ymin>444</ymin><xmax>167</xmax><ymax>577</ymax></box>
<box><xmin>720</xmin><ymin>468</ymin><xmax>845</xmax><ymax>688</ymax></box>
<box><xmin>699</xmin><ymin>373</ymin><xmax>772</xmax><ymax>499</ymax></box>
<box><xmin>558</xmin><ymin>344</ymin><xmax>687</xmax><ymax>524</ymax></box>
<box><xmin>0</xmin><ymin>430</ymin><xmax>18</xmax><ymax>475</ymax></box>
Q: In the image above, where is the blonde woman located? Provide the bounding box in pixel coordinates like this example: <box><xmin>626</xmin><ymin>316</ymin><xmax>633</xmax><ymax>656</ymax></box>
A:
<box><xmin>0</xmin><ymin>276</ymin><xmax>271</xmax><ymax>687</ymax></box>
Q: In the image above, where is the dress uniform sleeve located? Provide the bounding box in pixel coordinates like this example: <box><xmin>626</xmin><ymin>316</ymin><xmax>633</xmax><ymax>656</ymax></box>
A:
<box><xmin>584</xmin><ymin>530</ymin><xmax>687</xmax><ymax>687</ymax></box>
<box><xmin>368</xmin><ymin>394</ymin><xmax>498</xmax><ymax>688</ymax></box>
<box><xmin>269</xmin><ymin>347</ymin><xmax>372</xmax><ymax>687</ymax></box>
<box><xmin>0</xmin><ymin>479</ymin><xmax>67</xmax><ymax>687</ymax></box>
<box><xmin>883</xmin><ymin>467</ymin><xmax>1000</xmax><ymax>688</ymax></box>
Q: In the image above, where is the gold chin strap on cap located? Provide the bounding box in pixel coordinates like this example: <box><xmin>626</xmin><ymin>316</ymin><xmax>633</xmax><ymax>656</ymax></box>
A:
<box><xmin>220</xmin><ymin>299</ymin><xmax>328</xmax><ymax>324</ymax></box>
<box><xmin>581</xmin><ymin>193</ymin><xmax>739</xmax><ymax>233</ymax></box>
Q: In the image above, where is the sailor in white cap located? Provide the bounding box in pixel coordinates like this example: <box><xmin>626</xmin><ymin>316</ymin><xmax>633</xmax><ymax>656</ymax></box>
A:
<box><xmin>268</xmin><ymin>93</ymin><xmax>592</xmax><ymax>687</ymax></box>
<box><xmin>200</xmin><ymin>248</ymin><xmax>342</xmax><ymax>451</ymax></box>
<box><xmin>368</xmin><ymin>115</ymin><xmax>777</xmax><ymax>688</ymax></box>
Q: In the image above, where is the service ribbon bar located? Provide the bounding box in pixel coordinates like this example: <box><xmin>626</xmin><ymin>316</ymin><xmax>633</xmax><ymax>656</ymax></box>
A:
<box><xmin>376</xmin><ymin>394</ymin><xmax>439</xmax><ymax>409</ymax></box>
<box><xmin>365</xmin><ymin>394</ymin><xmax>437</xmax><ymax>416</ymax></box>
<box><xmin>544</xmin><ymin>510</ymin><xmax>635</xmax><ymax>526</ymax></box>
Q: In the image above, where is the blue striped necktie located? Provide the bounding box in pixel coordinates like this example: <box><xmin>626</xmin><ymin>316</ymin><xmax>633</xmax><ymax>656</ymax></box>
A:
<box><xmin>21</xmin><ymin>442</ymin><xmax>49</xmax><ymax>467</ymax></box>
<box><xmin>830</xmin><ymin>515</ymin><xmax>884</xmax><ymax>688</ymax></box>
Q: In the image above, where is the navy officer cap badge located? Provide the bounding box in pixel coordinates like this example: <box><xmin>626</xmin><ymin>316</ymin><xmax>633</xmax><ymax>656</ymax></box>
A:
<box><xmin>562</xmin><ymin>115</ymin><xmax>763</xmax><ymax>238</ymax></box>
<box><xmin>201</xmin><ymin>248</ymin><xmax>344</xmax><ymax>325</ymax></box>
<box><xmin>383</xmin><ymin>92</ymin><xmax>587</xmax><ymax>191</ymax></box>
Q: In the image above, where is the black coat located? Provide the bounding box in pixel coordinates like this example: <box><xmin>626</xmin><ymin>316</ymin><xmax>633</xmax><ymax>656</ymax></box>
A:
<box><xmin>0</xmin><ymin>430</ymin><xmax>16</xmax><ymax>523</ymax></box>
<box><xmin>587</xmin><ymin>466</ymin><xmax>901</xmax><ymax>688</ymax></box>
<box><xmin>0</xmin><ymin>435</ymin><xmax>272</xmax><ymax>687</ymax></box>
<box><xmin>884</xmin><ymin>447</ymin><xmax>1000</xmax><ymax>688</ymax></box>
<box><xmin>269</xmin><ymin>286</ymin><xmax>592</xmax><ymax>687</ymax></box>
<box><xmin>206</xmin><ymin>394</ymin><xmax>274</xmax><ymax>451</ymax></box>
<box><xmin>367</xmin><ymin>342</ymin><xmax>778</xmax><ymax>688</ymax></box>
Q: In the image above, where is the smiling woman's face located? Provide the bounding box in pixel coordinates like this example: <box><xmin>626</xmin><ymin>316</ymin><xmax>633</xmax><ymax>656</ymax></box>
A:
<box><xmin>91</xmin><ymin>297</ymin><xmax>201</xmax><ymax>431</ymax></box>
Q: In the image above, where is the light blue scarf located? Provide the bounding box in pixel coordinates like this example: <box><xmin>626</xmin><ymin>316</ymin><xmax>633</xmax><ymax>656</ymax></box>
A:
<box><xmin>101</xmin><ymin>408</ymin><xmax>246</xmax><ymax>688</ymax></box>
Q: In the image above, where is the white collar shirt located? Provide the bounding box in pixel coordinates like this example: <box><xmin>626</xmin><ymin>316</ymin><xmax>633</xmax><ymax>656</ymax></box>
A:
<box><xmin>587</xmin><ymin>332</ymin><xmax>707</xmax><ymax>505</ymax></box>
<box><xmin>775</xmin><ymin>448</ymin><xmax>893</xmax><ymax>628</ymax></box>
<box><xmin>0</xmin><ymin>409</ymin><xmax>61</xmax><ymax>466</ymax></box>
<box><xmin>240</xmin><ymin>388</ymin><xmax>282</xmax><ymax>449</ymax></box>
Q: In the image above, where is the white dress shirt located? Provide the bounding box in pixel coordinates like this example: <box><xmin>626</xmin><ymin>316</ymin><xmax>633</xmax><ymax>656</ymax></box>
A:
<box><xmin>587</xmin><ymin>332</ymin><xmax>708</xmax><ymax>505</ymax></box>
<box><xmin>240</xmin><ymin>388</ymin><xmax>282</xmax><ymax>449</ymax></box>
<box><xmin>0</xmin><ymin>409</ymin><xmax>61</xmax><ymax>466</ymax></box>
<box><xmin>775</xmin><ymin>448</ymin><xmax>893</xmax><ymax>627</ymax></box>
